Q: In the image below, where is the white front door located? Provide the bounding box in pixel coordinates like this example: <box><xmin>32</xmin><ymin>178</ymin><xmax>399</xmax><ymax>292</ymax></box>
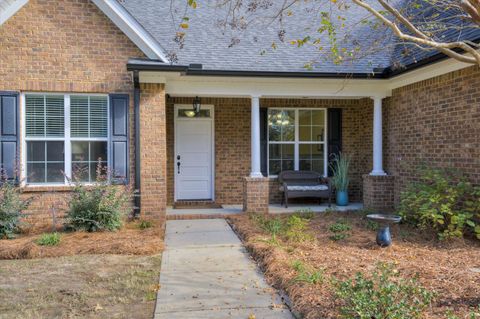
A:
<box><xmin>175</xmin><ymin>105</ymin><xmax>214</xmax><ymax>200</ymax></box>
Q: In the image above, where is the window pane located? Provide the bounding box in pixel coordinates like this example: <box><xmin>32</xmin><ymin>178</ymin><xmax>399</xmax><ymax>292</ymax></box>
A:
<box><xmin>269</xmin><ymin>160</ymin><xmax>281</xmax><ymax>175</ymax></box>
<box><xmin>299</xmin><ymin>126</ymin><xmax>311</xmax><ymax>141</ymax></box>
<box><xmin>72</xmin><ymin>141</ymin><xmax>89</xmax><ymax>162</ymax></box>
<box><xmin>269</xmin><ymin>125</ymin><xmax>281</xmax><ymax>141</ymax></box>
<box><xmin>90</xmin><ymin>162</ymin><xmax>107</xmax><ymax>181</ymax></box>
<box><xmin>282</xmin><ymin>144</ymin><xmax>294</xmax><ymax>159</ymax></box>
<box><xmin>90</xmin><ymin>142</ymin><xmax>108</xmax><ymax>162</ymax></box>
<box><xmin>25</xmin><ymin>95</ymin><xmax>64</xmax><ymax>137</ymax></box>
<box><xmin>299</xmin><ymin>110</ymin><xmax>311</xmax><ymax>126</ymax></box>
<box><xmin>312</xmin><ymin>126</ymin><xmax>325</xmax><ymax>142</ymax></box>
<box><xmin>299</xmin><ymin>144</ymin><xmax>312</xmax><ymax>160</ymax></box>
<box><xmin>312</xmin><ymin>110</ymin><xmax>325</xmax><ymax>125</ymax></box>
<box><xmin>282</xmin><ymin>160</ymin><xmax>294</xmax><ymax>171</ymax></box>
<box><xmin>312</xmin><ymin>144</ymin><xmax>324</xmax><ymax>159</ymax></box>
<box><xmin>281</xmin><ymin>125</ymin><xmax>294</xmax><ymax>141</ymax></box>
<box><xmin>269</xmin><ymin>144</ymin><xmax>280</xmax><ymax>159</ymax></box>
<box><xmin>268</xmin><ymin>110</ymin><xmax>296</xmax><ymax>142</ymax></box>
<box><xmin>46</xmin><ymin>163</ymin><xmax>64</xmax><ymax>183</ymax></box>
<box><xmin>72</xmin><ymin>162</ymin><xmax>89</xmax><ymax>182</ymax></box>
<box><xmin>71</xmin><ymin>96</ymin><xmax>108</xmax><ymax>138</ymax></box>
<box><xmin>89</xmin><ymin>96</ymin><xmax>108</xmax><ymax>138</ymax></box>
<box><xmin>46</xmin><ymin>141</ymin><xmax>64</xmax><ymax>161</ymax></box>
<box><xmin>27</xmin><ymin>141</ymin><xmax>45</xmax><ymax>162</ymax></box>
<box><xmin>27</xmin><ymin>163</ymin><xmax>45</xmax><ymax>183</ymax></box>
<box><xmin>312</xmin><ymin>160</ymin><xmax>324</xmax><ymax>174</ymax></box>
<box><xmin>71</xmin><ymin>96</ymin><xmax>89</xmax><ymax>138</ymax></box>
<box><xmin>299</xmin><ymin>160</ymin><xmax>312</xmax><ymax>171</ymax></box>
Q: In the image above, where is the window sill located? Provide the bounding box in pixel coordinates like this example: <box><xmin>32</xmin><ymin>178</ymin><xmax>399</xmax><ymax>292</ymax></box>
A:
<box><xmin>21</xmin><ymin>185</ymin><xmax>75</xmax><ymax>193</ymax></box>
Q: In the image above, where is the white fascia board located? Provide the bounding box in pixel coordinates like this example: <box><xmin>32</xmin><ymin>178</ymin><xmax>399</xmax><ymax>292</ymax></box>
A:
<box><xmin>142</xmin><ymin>73</ymin><xmax>391</xmax><ymax>99</ymax></box>
<box><xmin>138</xmin><ymin>57</ymin><xmax>474</xmax><ymax>98</ymax></box>
<box><xmin>0</xmin><ymin>0</ymin><xmax>28</xmax><ymax>26</ymax></box>
<box><xmin>387</xmin><ymin>58</ymin><xmax>472</xmax><ymax>90</ymax></box>
<box><xmin>92</xmin><ymin>0</ymin><xmax>168</xmax><ymax>62</ymax></box>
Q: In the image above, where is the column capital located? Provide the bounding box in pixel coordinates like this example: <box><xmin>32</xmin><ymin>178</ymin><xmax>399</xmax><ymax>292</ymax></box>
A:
<box><xmin>250</xmin><ymin>94</ymin><xmax>262</xmax><ymax>99</ymax></box>
<box><xmin>370</xmin><ymin>95</ymin><xmax>387</xmax><ymax>101</ymax></box>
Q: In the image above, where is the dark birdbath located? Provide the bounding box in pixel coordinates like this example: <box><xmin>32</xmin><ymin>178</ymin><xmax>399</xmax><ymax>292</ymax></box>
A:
<box><xmin>366</xmin><ymin>214</ymin><xmax>402</xmax><ymax>247</ymax></box>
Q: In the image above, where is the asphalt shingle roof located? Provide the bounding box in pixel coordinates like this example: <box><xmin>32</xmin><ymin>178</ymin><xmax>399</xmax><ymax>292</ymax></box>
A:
<box><xmin>120</xmin><ymin>0</ymin><xmax>480</xmax><ymax>74</ymax></box>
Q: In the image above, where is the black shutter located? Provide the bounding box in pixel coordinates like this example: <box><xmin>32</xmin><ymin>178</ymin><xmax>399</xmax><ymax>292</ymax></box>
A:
<box><xmin>0</xmin><ymin>92</ymin><xmax>19</xmax><ymax>181</ymax></box>
<box><xmin>260</xmin><ymin>107</ymin><xmax>268</xmax><ymax>177</ymax></box>
<box><xmin>327</xmin><ymin>108</ymin><xmax>342</xmax><ymax>176</ymax></box>
<box><xmin>109</xmin><ymin>94</ymin><xmax>129</xmax><ymax>184</ymax></box>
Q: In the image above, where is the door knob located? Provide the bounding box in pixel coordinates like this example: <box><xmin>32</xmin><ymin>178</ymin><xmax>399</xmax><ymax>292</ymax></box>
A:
<box><xmin>177</xmin><ymin>161</ymin><xmax>181</xmax><ymax>174</ymax></box>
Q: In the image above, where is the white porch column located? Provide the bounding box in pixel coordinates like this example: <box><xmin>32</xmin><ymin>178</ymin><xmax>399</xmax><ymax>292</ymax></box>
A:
<box><xmin>371</xmin><ymin>97</ymin><xmax>386</xmax><ymax>176</ymax></box>
<box><xmin>250</xmin><ymin>95</ymin><xmax>263</xmax><ymax>178</ymax></box>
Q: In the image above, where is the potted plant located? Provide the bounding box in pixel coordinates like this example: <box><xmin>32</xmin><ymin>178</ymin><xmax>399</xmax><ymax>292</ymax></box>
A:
<box><xmin>330</xmin><ymin>153</ymin><xmax>351</xmax><ymax>206</ymax></box>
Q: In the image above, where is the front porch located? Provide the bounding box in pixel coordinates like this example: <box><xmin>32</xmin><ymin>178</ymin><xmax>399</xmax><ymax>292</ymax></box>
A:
<box><xmin>166</xmin><ymin>202</ymin><xmax>364</xmax><ymax>219</ymax></box>
<box><xmin>136</xmin><ymin>74</ymin><xmax>396</xmax><ymax>218</ymax></box>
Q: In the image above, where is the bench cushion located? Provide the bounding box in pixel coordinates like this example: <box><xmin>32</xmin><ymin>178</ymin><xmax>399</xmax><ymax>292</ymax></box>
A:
<box><xmin>281</xmin><ymin>184</ymin><xmax>329</xmax><ymax>192</ymax></box>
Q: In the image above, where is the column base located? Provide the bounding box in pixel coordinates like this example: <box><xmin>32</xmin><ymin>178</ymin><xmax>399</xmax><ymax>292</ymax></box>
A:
<box><xmin>243</xmin><ymin>177</ymin><xmax>269</xmax><ymax>214</ymax></box>
<box><xmin>363</xmin><ymin>174</ymin><xmax>395</xmax><ymax>211</ymax></box>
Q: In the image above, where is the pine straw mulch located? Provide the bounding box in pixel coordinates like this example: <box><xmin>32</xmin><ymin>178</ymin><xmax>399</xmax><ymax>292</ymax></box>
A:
<box><xmin>0</xmin><ymin>221</ymin><xmax>164</xmax><ymax>260</ymax></box>
<box><xmin>228</xmin><ymin>212</ymin><xmax>480</xmax><ymax>319</ymax></box>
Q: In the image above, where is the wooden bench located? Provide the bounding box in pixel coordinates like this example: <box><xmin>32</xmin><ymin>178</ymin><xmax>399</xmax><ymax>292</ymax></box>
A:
<box><xmin>278</xmin><ymin>170</ymin><xmax>332</xmax><ymax>208</ymax></box>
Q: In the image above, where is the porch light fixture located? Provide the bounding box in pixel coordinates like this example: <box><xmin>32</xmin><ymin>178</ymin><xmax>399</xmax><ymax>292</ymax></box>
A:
<box><xmin>193</xmin><ymin>96</ymin><xmax>201</xmax><ymax>114</ymax></box>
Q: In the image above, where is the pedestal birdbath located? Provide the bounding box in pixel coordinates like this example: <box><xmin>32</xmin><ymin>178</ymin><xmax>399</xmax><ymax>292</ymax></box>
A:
<box><xmin>366</xmin><ymin>214</ymin><xmax>402</xmax><ymax>247</ymax></box>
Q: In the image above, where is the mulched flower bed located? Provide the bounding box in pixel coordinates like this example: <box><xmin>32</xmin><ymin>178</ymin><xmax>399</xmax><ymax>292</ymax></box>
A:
<box><xmin>0</xmin><ymin>221</ymin><xmax>164</xmax><ymax>259</ymax></box>
<box><xmin>228</xmin><ymin>211</ymin><xmax>480</xmax><ymax>319</ymax></box>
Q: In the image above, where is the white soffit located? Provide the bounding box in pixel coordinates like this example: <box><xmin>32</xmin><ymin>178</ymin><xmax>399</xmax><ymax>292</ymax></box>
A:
<box><xmin>92</xmin><ymin>0</ymin><xmax>168</xmax><ymax>62</ymax></box>
<box><xmin>0</xmin><ymin>0</ymin><xmax>28</xmax><ymax>25</ymax></box>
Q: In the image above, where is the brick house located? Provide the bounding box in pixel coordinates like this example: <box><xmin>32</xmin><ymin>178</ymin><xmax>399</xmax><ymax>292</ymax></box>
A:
<box><xmin>0</xmin><ymin>0</ymin><xmax>478</xmax><ymax>223</ymax></box>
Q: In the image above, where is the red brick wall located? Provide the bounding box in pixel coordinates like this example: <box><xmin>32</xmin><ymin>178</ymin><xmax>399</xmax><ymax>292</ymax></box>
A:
<box><xmin>139</xmin><ymin>84</ymin><xmax>167</xmax><ymax>221</ymax></box>
<box><xmin>0</xmin><ymin>0</ymin><xmax>145</xmax><ymax>221</ymax></box>
<box><xmin>363</xmin><ymin>175</ymin><xmax>395</xmax><ymax>211</ymax></box>
<box><xmin>167</xmin><ymin>97</ymin><xmax>373</xmax><ymax>205</ymax></box>
<box><xmin>243</xmin><ymin>177</ymin><xmax>269</xmax><ymax>214</ymax></box>
<box><xmin>384</xmin><ymin>66</ymin><xmax>480</xmax><ymax>205</ymax></box>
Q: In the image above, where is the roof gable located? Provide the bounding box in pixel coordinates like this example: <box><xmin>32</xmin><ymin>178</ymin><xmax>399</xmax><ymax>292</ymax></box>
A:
<box><xmin>0</xmin><ymin>0</ymin><xmax>28</xmax><ymax>25</ymax></box>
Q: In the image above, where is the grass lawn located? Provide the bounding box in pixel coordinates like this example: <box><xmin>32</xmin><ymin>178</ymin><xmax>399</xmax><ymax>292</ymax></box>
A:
<box><xmin>229</xmin><ymin>211</ymin><xmax>480</xmax><ymax>319</ymax></box>
<box><xmin>0</xmin><ymin>254</ymin><xmax>161</xmax><ymax>319</ymax></box>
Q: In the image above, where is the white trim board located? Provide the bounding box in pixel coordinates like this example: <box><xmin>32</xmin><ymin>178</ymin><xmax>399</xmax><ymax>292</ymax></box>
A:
<box><xmin>91</xmin><ymin>0</ymin><xmax>168</xmax><ymax>62</ymax></box>
<box><xmin>0</xmin><ymin>0</ymin><xmax>28</xmax><ymax>25</ymax></box>
<box><xmin>138</xmin><ymin>56</ymin><xmax>473</xmax><ymax>98</ymax></box>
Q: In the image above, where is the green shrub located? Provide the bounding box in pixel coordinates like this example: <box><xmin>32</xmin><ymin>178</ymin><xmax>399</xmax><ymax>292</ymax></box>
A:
<box><xmin>398</xmin><ymin>167</ymin><xmax>480</xmax><ymax>240</ymax></box>
<box><xmin>138</xmin><ymin>220</ymin><xmax>153</xmax><ymax>230</ymax></box>
<box><xmin>334</xmin><ymin>263</ymin><xmax>434</xmax><ymax>319</ymax></box>
<box><xmin>0</xmin><ymin>180</ymin><xmax>32</xmax><ymax>239</ymax></box>
<box><xmin>285</xmin><ymin>215</ymin><xmax>315</xmax><ymax>242</ymax></box>
<box><xmin>65</xmin><ymin>167</ymin><xmax>132</xmax><ymax>232</ymax></box>
<box><xmin>292</xmin><ymin>208</ymin><xmax>315</xmax><ymax>220</ymax></box>
<box><xmin>291</xmin><ymin>260</ymin><xmax>324</xmax><ymax>284</ymax></box>
<box><xmin>36</xmin><ymin>232</ymin><xmax>61</xmax><ymax>246</ymax></box>
<box><xmin>250</xmin><ymin>213</ymin><xmax>314</xmax><ymax>243</ymax></box>
<box><xmin>328</xmin><ymin>219</ymin><xmax>351</xmax><ymax>241</ymax></box>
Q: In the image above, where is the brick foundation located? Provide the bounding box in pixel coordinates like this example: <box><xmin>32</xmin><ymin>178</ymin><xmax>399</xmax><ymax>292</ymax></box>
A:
<box><xmin>363</xmin><ymin>175</ymin><xmax>395</xmax><ymax>211</ymax></box>
<box><xmin>243</xmin><ymin>177</ymin><xmax>269</xmax><ymax>214</ymax></box>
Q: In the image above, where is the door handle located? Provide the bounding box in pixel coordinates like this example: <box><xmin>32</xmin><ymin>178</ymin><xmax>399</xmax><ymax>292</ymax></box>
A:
<box><xmin>177</xmin><ymin>161</ymin><xmax>181</xmax><ymax>174</ymax></box>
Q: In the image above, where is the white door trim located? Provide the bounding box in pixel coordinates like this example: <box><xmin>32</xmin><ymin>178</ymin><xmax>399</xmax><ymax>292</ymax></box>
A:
<box><xmin>174</xmin><ymin>104</ymin><xmax>215</xmax><ymax>201</ymax></box>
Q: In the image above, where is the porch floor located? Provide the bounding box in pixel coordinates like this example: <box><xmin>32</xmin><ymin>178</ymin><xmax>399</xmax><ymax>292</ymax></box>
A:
<box><xmin>166</xmin><ymin>202</ymin><xmax>363</xmax><ymax>217</ymax></box>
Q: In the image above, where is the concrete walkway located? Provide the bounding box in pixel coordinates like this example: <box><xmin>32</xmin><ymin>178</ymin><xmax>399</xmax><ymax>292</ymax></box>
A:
<box><xmin>155</xmin><ymin>219</ymin><xmax>294</xmax><ymax>319</ymax></box>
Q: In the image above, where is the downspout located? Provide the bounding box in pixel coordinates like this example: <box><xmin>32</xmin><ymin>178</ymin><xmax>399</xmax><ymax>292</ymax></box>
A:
<box><xmin>133</xmin><ymin>71</ymin><xmax>141</xmax><ymax>217</ymax></box>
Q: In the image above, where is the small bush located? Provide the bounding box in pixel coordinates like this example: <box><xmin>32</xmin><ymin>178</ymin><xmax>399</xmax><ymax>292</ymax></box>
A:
<box><xmin>291</xmin><ymin>260</ymin><xmax>324</xmax><ymax>284</ymax></box>
<box><xmin>36</xmin><ymin>232</ymin><xmax>61</xmax><ymax>246</ymax></box>
<box><xmin>138</xmin><ymin>220</ymin><xmax>153</xmax><ymax>230</ymax></box>
<box><xmin>328</xmin><ymin>219</ymin><xmax>351</xmax><ymax>241</ymax></box>
<box><xmin>251</xmin><ymin>213</ymin><xmax>314</xmax><ymax>243</ymax></box>
<box><xmin>0</xmin><ymin>180</ymin><xmax>32</xmax><ymax>239</ymax></box>
<box><xmin>65</xmin><ymin>165</ymin><xmax>132</xmax><ymax>232</ymax></box>
<box><xmin>398</xmin><ymin>167</ymin><xmax>480</xmax><ymax>240</ymax></box>
<box><xmin>334</xmin><ymin>263</ymin><xmax>434</xmax><ymax>319</ymax></box>
<box><xmin>285</xmin><ymin>215</ymin><xmax>315</xmax><ymax>242</ymax></box>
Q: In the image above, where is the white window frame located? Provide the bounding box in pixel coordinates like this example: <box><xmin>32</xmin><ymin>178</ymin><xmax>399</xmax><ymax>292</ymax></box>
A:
<box><xmin>21</xmin><ymin>93</ymin><xmax>111</xmax><ymax>186</ymax></box>
<box><xmin>267</xmin><ymin>107</ymin><xmax>328</xmax><ymax>177</ymax></box>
